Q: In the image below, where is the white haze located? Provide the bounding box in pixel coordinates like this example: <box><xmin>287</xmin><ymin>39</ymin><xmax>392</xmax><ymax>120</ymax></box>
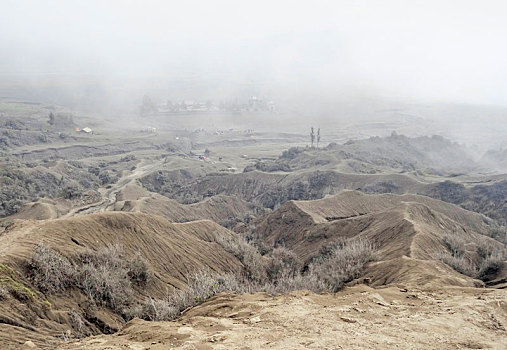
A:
<box><xmin>1</xmin><ymin>1</ymin><xmax>506</xmax><ymax>103</ymax></box>
<box><xmin>1</xmin><ymin>0</ymin><xmax>507</xmax><ymax>145</ymax></box>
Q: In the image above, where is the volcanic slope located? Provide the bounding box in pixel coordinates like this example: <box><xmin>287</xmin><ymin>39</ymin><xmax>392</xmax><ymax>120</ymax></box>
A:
<box><xmin>0</xmin><ymin>212</ymin><xmax>242</xmax><ymax>348</ymax></box>
<box><xmin>249</xmin><ymin>191</ymin><xmax>505</xmax><ymax>287</ymax></box>
<box><xmin>3</xmin><ymin>182</ymin><xmax>262</xmax><ymax>232</ymax></box>
<box><xmin>140</xmin><ymin>168</ymin><xmax>427</xmax><ymax>209</ymax></box>
<box><xmin>113</xmin><ymin>183</ymin><xmax>262</xmax><ymax>226</ymax></box>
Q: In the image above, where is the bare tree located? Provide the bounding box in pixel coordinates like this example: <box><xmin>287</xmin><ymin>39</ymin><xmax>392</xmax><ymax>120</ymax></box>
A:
<box><xmin>48</xmin><ymin>112</ymin><xmax>55</xmax><ymax>126</ymax></box>
<box><xmin>317</xmin><ymin>128</ymin><xmax>321</xmax><ymax>148</ymax></box>
<box><xmin>310</xmin><ymin>127</ymin><xmax>315</xmax><ymax>148</ymax></box>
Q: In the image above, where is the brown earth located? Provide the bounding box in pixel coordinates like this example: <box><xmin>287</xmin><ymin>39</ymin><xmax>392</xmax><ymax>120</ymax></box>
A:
<box><xmin>248</xmin><ymin>191</ymin><xmax>504</xmax><ymax>287</ymax></box>
<box><xmin>0</xmin><ymin>212</ymin><xmax>243</xmax><ymax>348</ymax></box>
<box><xmin>114</xmin><ymin>184</ymin><xmax>262</xmax><ymax>225</ymax></box>
<box><xmin>58</xmin><ymin>285</ymin><xmax>506</xmax><ymax>350</ymax></box>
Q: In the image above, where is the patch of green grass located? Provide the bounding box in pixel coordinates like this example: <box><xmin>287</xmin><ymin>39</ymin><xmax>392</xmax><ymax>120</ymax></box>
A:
<box><xmin>0</xmin><ymin>264</ymin><xmax>38</xmax><ymax>301</ymax></box>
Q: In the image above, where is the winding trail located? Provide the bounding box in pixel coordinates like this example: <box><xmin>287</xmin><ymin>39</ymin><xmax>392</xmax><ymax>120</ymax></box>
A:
<box><xmin>62</xmin><ymin>159</ymin><xmax>165</xmax><ymax>218</ymax></box>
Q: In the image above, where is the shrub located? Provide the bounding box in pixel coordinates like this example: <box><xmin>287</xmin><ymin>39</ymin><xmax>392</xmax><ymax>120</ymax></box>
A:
<box><xmin>216</xmin><ymin>236</ymin><xmax>268</xmax><ymax>283</ymax></box>
<box><xmin>134</xmin><ymin>270</ymin><xmax>246</xmax><ymax>322</ymax></box>
<box><xmin>138</xmin><ymin>298</ymin><xmax>178</xmax><ymax>321</ymax></box>
<box><xmin>309</xmin><ymin>239</ymin><xmax>376</xmax><ymax>292</ymax></box>
<box><xmin>68</xmin><ymin>309</ymin><xmax>85</xmax><ymax>337</ymax></box>
<box><xmin>77</xmin><ymin>263</ymin><xmax>134</xmax><ymax>313</ymax></box>
<box><xmin>433</xmin><ymin>252</ymin><xmax>478</xmax><ymax>277</ymax></box>
<box><xmin>127</xmin><ymin>253</ymin><xmax>152</xmax><ymax>287</ymax></box>
<box><xmin>436</xmin><ymin>234</ymin><xmax>506</xmax><ymax>281</ymax></box>
<box><xmin>75</xmin><ymin>244</ymin><xmax>151</xmax><ymax>312</ymax></box>
<box><xmin>169</xmin><ymin>270</ymin><xmax>240</xmax><ymax>311</ymax></box>
<box><xmin>477</xmin><ymin>255</ymin><xmax>503</xmax><ymax>281</ymax></box>
<box><xmin>29</xmin><ymin>242</ymin><xmax>75</xmax><ymax>294</ymax></box>
<box><xmin>442</xmin><ymin>234</ymin><xmax>466</xmax><ymax>258</ymax></box>
<box><xmin>265</xmin><ymin>271</ymin><xmax>329</xmax><ymax>294</ymax></box>
<box><xmin>28</xmin><ymin>243</ymin><xmax>152</xmax><ymax>314</ymax></box>
<box><xmin>265</xmin><ymin>247</ymin><xmax>301</xmax><ymax>280</ymax></box>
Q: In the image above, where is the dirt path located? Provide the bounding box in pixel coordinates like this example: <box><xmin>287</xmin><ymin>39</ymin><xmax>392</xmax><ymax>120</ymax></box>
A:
<box><xmin>62</xmin><ymin>159</ymin><xmax>164</xmax><ymax>218</ymax></box>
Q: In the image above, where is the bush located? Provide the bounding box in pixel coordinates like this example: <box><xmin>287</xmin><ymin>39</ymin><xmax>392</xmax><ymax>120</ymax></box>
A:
<box><xmin>29</xmin><ymin>242</ymin><xmax>75</xmax><ymax>294</ymax></box>
<box><xmin>442</xmin><ymin>234</ymin><xmax>466</xmax><ymax>258</ymax></box>
<box><xmin>263</xmin><ymin>271</ymin><xmax>323</xmax><ymax>295</ymax></box>
<box><xmin>434</xmin><ymin>252</ymin><xmax>478</xmax><ymax>277</ymax></box>
<box><xmin>77</xmin><ymin>263</ymin><xmax>134</xmax><ymax>313</ymax></box>
<box><xmin>28</xmin><ymin>243</ymin><xmax>152</xmax><ymax>314</ymax></box>
<box><xmin>436</xmin><ymin>234</ymin><xmax>506</xmax><ymax>281</ymax></box>
<box><xmin>309</xmin><ymin>239</ymin><xmax>376</xmax><ymax>292</ymax></box>
<box><xmin>265</xmin><ymin>247</ymin><xmax>301</xmax><ymax>280</ymax></box>
<box><xmin>127</xmin><ymin>253</ymin><xmax>151</xmax><ymax>287</ymax></box>
<box><xmin>138</xmin><ymin>298</ymin><xmax>178</xmax><ymax>321</ymax></box>
<box><xmin>134</xmin><ymin>270</ymin><xmax>246</xmax><ymax>322</ymax></box>
<box><xmin>68</xmin><ymin>309</ymin><xmax>85</xmax><ymax>337</ymax></box>
<box><xmin>216</xmin><ymin>236</ymin><xmax>268</xmax><ymax>283</ymax></box>
<box><xmin>75</xmin><ymin>245</ymin><xmax>152</xmax><ymax>312</ymax></box>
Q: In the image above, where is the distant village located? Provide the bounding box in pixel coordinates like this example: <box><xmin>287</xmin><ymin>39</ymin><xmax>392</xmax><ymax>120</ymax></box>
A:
<box><xmin>141</xmin><ymin>95</ymin><xmax>276</xmax><ymax>115</ymax></box>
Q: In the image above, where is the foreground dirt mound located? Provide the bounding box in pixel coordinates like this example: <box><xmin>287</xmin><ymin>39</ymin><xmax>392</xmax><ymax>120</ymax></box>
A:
<box><xmin>59</xmin><ymin>286</ymin><xmax>506</xmax><ymax>350</ymax></box>
<box><xmin>0</xmin><ymin>212</ymin><xmax>242</xmax><ymax>348</ymax></box>
<box><xmin>250</xmin><ymin>191</ymin><xmax>504</xmax><ymax>287</ymax></box>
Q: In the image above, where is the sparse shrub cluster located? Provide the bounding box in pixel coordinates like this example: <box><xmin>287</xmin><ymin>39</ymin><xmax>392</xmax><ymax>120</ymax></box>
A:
<box><xmin>216</xmin><ymin>235</ymin><xmax>269</xmax><ymax>283</ymax></box>
<box><xmin>130</xmin><ymin>270</ymin><xmax>247</xmax><ymax>322</ymax></box>
<box><xmin>243</xmin><ymin>161</ymin><xmax>291</xmax><ymax>173</ymax></box>
<box><xmin>280</xmin><ymin>147</ymin><xmax>305</xmax><ymax>160</ymax></box>
<box><xmin>29</xmin><ymin>242</ymin><xmax>75</xmax><ymax>294</ymax></box>
<box><xmin>28</xmin><ymin>243</ymin><xmax>152</xmax><ymax>314</ymax></box>
<box><xmin>0</xmin><ymin>161</ymin><xmax>117</xmax><ymax>217</ymax></box>
<box><xmin>215</xmin><ymin>235</ymin><xmax>375</xmax><ymax>294</ymax></box>
<box><xmin>27</xmin><ymin>237</ymin><xmax>376</xmax><ymax>325</ymax></box>
<box><xmin>423</xmin><ymin>180</ymin><xmax>507</xmax><ymax>228</ymax></box>
<box><xmin>68</xmin><ymin>309</ymin><xmax>86</xmax><ymax>337</ymax></box>
<box><xmin>435</xmin><ymin>234</ymin><xmax>506</xmax><ymax>281</ymax></box>
<box><xmin>308</xmin><ymin>239</ymin><xmax>376</xmax><ymax>292</ymax></box>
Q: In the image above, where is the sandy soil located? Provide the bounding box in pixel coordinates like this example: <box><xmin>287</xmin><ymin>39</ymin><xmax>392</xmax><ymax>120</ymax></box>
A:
<box><xmin>59</xmin><ymin>285</ymin><xmax>506</xmax><ymax>350</ymax></box>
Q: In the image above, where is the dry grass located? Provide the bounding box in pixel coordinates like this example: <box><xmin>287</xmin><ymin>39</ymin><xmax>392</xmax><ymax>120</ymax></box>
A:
<box><xmin>132</xmin><ymin>270</ymin><xmax>248</xmax><ymax>322</ymax></box>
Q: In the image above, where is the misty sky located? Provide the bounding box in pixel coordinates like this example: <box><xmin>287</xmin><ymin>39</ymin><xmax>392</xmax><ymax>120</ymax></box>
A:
<box><xmin>1</xmin><ymin>0</ymin><xmax>507</xmax><ymax>105</ymax></box>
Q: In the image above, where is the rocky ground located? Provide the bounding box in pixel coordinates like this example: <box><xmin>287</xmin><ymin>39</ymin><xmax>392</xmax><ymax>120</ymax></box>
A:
<box><xmin>58</xmin><ymin>286</ymin><xmax>506</xmax><ymax>350</ymax></box>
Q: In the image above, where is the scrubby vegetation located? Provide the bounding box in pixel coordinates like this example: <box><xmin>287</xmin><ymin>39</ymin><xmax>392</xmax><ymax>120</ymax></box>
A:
<box><xmin>29</xmin><ymin>242</ymin><xmax>75</xmax><ymax>294</ymax></box>
<box><xmin>423</xmin><ymin>180</ymin><xmax>507</xmax><ymax>228</ymax></box>
<box><xmin>29</xmin><ymin>243</ymin><xmax>152</xmax><ymax>315</ymax></box>
<box><xmin>0</xmin><ymin>160</ymin><xmax>120</xmax><ymax>217</ymax></box>
<box><xmin>307</xmin><ymin>239</ymin><xmax>376</xmax><ymax>292</ymax></box>
<box><xmin>215</xmin><ymin>235</ymin><xmax>376</xmax><ymax>294</ymax></box>
<box><xmin>25</xmin><ymin>236</ymin><xmax>376</xmax><ymax>324</ymax></box>
<box><xmin>435</xmin><ymin>234</ymin><xmax>506</xmax><ymax>281</ymax></box>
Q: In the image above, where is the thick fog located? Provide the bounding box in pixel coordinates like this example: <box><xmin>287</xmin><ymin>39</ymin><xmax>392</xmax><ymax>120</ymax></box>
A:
<box><xmin>1</xmin><ymin>1</ymin><xmax>507</xmax><ymax>116</ymax></box>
